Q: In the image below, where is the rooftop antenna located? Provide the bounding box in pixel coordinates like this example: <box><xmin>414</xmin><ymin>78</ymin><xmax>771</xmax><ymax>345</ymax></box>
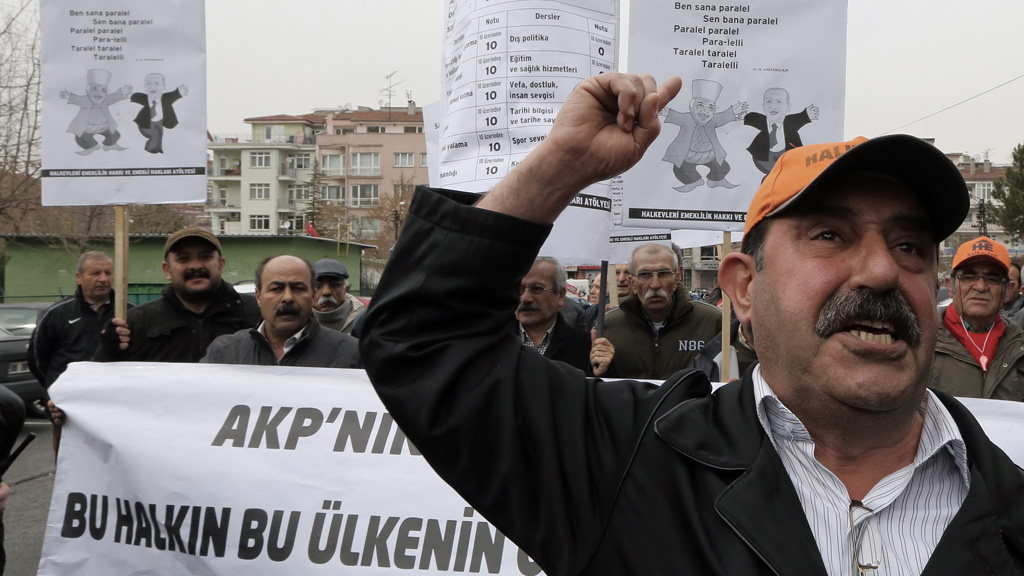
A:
<box><xmin>381</xmin><ymin>71</ymin><xmax>405</xmax><ymax>119</ymax></box>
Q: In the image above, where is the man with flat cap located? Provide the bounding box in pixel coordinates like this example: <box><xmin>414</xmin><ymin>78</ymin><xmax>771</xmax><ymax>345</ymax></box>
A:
<box><xmin>311</xmin><ymin>259</ymin><xmax>364</xmax><ymax>334</ymax></box>
<box><xmin>95</xmin><ymin>227</ymin><xmax>260</xmax><ymax>362</ymax></box>
<box><xmin>360</xmin><ymin>73</ymin><xmax>1024</xmax><ymax>574</ymax></box>
<box><xmin>931</xmin><ymin>236</ymin><xmax>1024</xmax><ymax>400</ymax></box>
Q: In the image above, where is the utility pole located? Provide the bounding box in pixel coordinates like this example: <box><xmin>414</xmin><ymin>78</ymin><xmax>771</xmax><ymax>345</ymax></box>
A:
<box><xmin>974</xmin><ymin>197</ymin><xmax>989</xmax><ymax>237</ymax></box>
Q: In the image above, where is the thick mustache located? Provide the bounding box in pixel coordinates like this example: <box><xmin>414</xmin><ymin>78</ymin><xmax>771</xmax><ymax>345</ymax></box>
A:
<box><xmin>275</xmin><ymin>303</ymin><xmax>302</xmax><ymax>316</ymax></box>
<box><xmin>644</xmin><ymin>288</ymin><xmax>669</xmax><ymax>300</ymax></box>
<box><xmin>815</xmin><ymin>290</ymin><xmax>922</xmax><ymax>347</ymax></box>
<box><xmin>317</xmin><ymin>295</ymin><xmax>339</xmax><ymax>307</ymax></box>
<box><xmin>517</xmin><ymin>303</ymin><xmax>540</xmax><ymax>313</ymax></box>
<box><xmin>184</xmin><ymin>269</ymin><xmax>210</xmax><ymax>281</ymax></box>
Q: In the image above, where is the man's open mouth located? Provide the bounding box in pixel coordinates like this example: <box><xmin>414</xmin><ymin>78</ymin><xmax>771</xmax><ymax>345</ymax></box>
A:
<box><xmin>846</xmin><ymin>319</ymin><xmax>896</xmax><ymax>345</ymax></box>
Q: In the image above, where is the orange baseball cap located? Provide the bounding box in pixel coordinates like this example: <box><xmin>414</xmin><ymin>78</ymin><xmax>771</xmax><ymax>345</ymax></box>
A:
<box><xmin>952</xmin><ymin>236</ymin><xmax>1010</xmax><ymax>273</ymax></box>
<box><xmin>743</xmin><ymin>135</ymin><xmax>969</xmax><ymax>240</ymax></box>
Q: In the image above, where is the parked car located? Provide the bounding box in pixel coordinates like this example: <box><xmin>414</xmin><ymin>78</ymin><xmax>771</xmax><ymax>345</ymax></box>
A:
<box><xmin>0</xmin><ymin>325</ymin><xmax>47</xmax><ymax>418</ymax></box>
<box><xmin>0</xmin><ymin>302</ymin><xmax>55</xmax><ymax>417</ymax></box>
<box><xmin>0</xmin><ymin>301</ymin><xmax>53</xmax><ymax>336</ymax></box>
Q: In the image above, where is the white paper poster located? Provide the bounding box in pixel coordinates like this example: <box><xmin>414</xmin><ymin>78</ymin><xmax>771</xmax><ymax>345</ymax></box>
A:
<box><xmin>435</xmin><ymin>0</ymin><xmax>620</xmax><ymax>265</ymax></box>
<box><xmin>621</xmin><ymin>0</ymin><xmax>847</xmax><ymax>230</ymax></box>
<box><xmin>39</xmin><ymin>363</ymin><xmax>544</xmax><ymax>575</ymax></box>
<box><xmin>40</xmin><ymin>0</ymin><xmax>208</xmax><ymax>205</ymax></box>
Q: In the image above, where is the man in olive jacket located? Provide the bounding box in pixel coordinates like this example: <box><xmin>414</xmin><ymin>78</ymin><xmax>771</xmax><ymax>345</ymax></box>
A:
<box><xmin>931</xmin><ymin>236</ymin><xmax>1024</xmax><ymax>400</ymax></box>
<box><xmin>602</xmin><ymin>243</ymin><xmax>720</xmax><ymax>379</ymax></box>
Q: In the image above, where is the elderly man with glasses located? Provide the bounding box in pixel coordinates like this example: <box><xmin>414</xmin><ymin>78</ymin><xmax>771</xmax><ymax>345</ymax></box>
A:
<box><xmin>600</xmin><ymin>242</ymin><xmax>720</xmax><ymax>379</ymax></box>
<box><xmin>515</xmin><ymin>257</ymin><xmax>613</xmax><ymax>375</ymax></box>
<box><xmin>931</xmin><ymin>236</ymin><xmax>1024</xmax><ymax>400</ymax></box>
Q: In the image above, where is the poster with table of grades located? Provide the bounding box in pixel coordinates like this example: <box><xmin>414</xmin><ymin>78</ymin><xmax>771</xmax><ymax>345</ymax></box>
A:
<box><xmin>436</xmin><ymin>0</ymin><xmax>619</xmax><ymax>265</ymax></box>
<box><xmin>620</xmin><ymin>0</ymin><xmax>847</xmax><ymax>231</ymax></box>
<box><xmin>39</xmin><ymin>0</ymin><xmax>207</xmax><ymax>206</ymax></box>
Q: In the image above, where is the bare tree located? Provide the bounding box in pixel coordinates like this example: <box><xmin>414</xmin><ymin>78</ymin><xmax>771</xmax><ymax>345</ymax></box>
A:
<box><xmin>0</xmin><ymin>1</ymin><xmax>42</xmax><ymax>229</ymax></box>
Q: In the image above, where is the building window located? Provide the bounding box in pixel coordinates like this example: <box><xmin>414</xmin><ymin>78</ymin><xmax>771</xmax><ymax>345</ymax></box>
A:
<box><xmin>283</xmin><ymin>214</ymin><xmax>305</xmax><ymax>233</ymax></box>
<box><xmin>288</xmin><ymin>184</ymin><xmax>311</xmax><ymax>201</ymax></box>
<box><xmin>250</xmin><ymin>183</ymin><xmax>271</xmax><ymax>199</ymax></box>
<box><xmin>250</xmin><ymin>152</ymin><xmax>271</xmax><ymax>168</ymax></box>
<box><xmin>289</xmin><ymin>153</ymin><xmax>311</xmax><ymax>169</ymax></box>
<box><xmin>335</xmin><ymin>127</ymin><xmax>355</xmax><ymax>135</ymax></box>
<box><xmin>321</xmin><ymin>154</ymin><xmax>343</xmax><ymax>177</ymax></box>
<box><xmin>404</xmin><ymin>126</ymin><xmax>423</xmax><ymax>134</ymax></box>
<box><xmin>352</xmin><ymin>184</ymin><xmax>379</xmax><ymax>207</ymax></box>
<box><xmin>250</xmin><ymin>214</ymin><xmax>270</xmax><ymax>230</ymax></box>
<box><xmin>394</xmin><ymin>153</ymin><xmax>415</xmax><ymax>167</ymax></box>
<box><xmin>350</xmin><ymin>153</ymin><xmax>380</xmax><ymax>176</ymax></box>
<box><xmin>321</xmin><ymin>185</ymin><xmax>344</xmax><ymax>203</ymax></box>
<box><xmin>357</xmin><ymin>217</ymin><xmax>380</xmax><ymax>239</ymax></box>
<box><xmin>421</xmin><ymin>152</ymin><xmax>428</xmax><ymax>167</ymax></box>
<box><xmin>367</xmin><ymin>126</ymin><xmax>384</xmax><ymax>133</ymax></box>
<box><xmin>974</xmin><ymin>181</ymin><xmax>994</xmax><ymax>201</ymax></box>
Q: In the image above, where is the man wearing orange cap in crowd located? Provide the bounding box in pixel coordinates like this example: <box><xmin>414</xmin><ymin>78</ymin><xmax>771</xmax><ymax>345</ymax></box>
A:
<box><xmin>361</xmin><ymin>73</ymin><xmax>1024</xmax><ymax>574</ymax></box>
<box><xmin>931</xmin><ymin>236</ymin><xmax>1024</xmax><ymax>399</ymax></box>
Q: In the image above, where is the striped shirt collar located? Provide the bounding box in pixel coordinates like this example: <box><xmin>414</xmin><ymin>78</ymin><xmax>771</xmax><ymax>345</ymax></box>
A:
<box><xmin>752</xmin><ymin>365</ymin><xmax>971</xmax><ymax>489</ymax></box>
<box><xmin>752</xmin><ymin>365</ymin><xmax>972</xmax><ymax>576</ymax></box>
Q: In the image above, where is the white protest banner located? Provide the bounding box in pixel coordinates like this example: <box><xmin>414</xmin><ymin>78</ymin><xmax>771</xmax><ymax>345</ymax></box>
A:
<box><xmin>40</xmin><ymin>0</ymin><xmax>207</xmax><ymax>205</ymax></box>
<box><xmin>435</xmin><ymin>0</ymin><xmax>620</xmax><ymax>264</ymax></box>
<box><xmin>609</xmin><ymin>228</ymin><xmax>673</xmax><ymax>264</ymax></box>
<box><xmin>40</xmin><ymin>363</ymin><xmax>545</xmax><ymax>575</ymax></box>
<box><xmin>621</xmin><ymin>0</ymin><xmax>847</xmax><ymax>230</ymax></box>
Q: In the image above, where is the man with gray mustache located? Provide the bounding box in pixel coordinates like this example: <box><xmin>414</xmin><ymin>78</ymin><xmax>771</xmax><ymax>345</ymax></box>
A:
<box><xmin>601</xmin><ymin>242</ymin><xmax>720</xmax><ymax>379</ymax></box>
<box><xmin>311</xmin><ymin>259</ymin><xmax>364</xmax><ymax>334</ymax></box>
<box><xmin>202</xmin><ymin>255</ymin><xmax>359</xmax><ymax>367</ymax></box>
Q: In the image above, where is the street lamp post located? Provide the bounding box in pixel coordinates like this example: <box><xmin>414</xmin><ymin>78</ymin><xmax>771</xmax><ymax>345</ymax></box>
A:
<box><xmin>391</xmin><ymin>201</ymin><xmax>406</xmax><ymax>241</ymax></box>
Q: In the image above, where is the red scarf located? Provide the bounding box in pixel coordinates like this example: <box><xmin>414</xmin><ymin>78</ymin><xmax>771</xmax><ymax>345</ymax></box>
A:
<box><xmin>943</xmin><ymin>306</ymin><xmax>1004</xmax><ymax>372</ymax></box>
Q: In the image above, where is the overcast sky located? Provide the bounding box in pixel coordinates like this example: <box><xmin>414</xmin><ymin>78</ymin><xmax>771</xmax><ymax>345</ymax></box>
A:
<box><xmin>206</xmin><ymin>0</ymin><xmax>1024</xmax><ymax>163</ymax></box>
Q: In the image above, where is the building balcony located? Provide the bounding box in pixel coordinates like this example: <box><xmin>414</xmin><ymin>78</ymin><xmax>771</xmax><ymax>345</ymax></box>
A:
<box><xmin>277</xmin><ymin>198</ymin><xmax>311</xmax><ymax>210</ymax></box>
<box><xmin>348</xmin><ymin>167</ymin><xmax>381</xmax><ymax>177</ymax></box>
<box><xmin>207</xmin><ymin>199</ymin><xmax>242</xmax><ymax>210</ymax></box>
<box><xmin>209</xmin><ymin>168</ymin><xmax>242</xmax><ymax>180</ymax></box>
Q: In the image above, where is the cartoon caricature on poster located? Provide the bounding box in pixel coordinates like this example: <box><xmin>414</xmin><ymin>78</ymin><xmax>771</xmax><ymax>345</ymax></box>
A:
<box><xmin>621</xmin><ymin>0</ymin><xmax>848</xmax><ymax>231</ymax></box>
<box><xmin>40</xmin><ymin>0</ymin><xmax>207</xmax><ymax>205</ymax></box>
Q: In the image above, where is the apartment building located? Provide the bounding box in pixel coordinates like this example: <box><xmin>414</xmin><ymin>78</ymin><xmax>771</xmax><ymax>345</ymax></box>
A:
<box><xmin>943</xmin><ymin>152</ymin><xmax>1020</xmax><ymax>267</ymax></box>
<box><xmin>207</xmin><ymin>114</ymin><xmax>324</xmax><ymax>236</ymax></box>
<box><xmin>206</xmin><ymin>103</ymin><xmax>426</xmax><ymax>245</ymax></box>
<box><xmin>315</xmin><ymin>102</ymin><xmax>426</xmax><ymax>242</ymax></box>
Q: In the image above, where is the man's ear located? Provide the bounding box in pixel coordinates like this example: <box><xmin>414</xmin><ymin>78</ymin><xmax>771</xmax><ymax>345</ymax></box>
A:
<box><xmin>719</xmin><ymin>252</ymin><xmax>756</xmax><ymax>325</ymax></box>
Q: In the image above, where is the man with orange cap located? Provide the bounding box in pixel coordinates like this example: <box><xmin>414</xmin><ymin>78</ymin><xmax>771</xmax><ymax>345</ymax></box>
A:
<box><xmin>931</xmin><ymin>236</ymin><xmax>1024</xmax><ymax>399</ymax></box>
<box><xmin>361</xmin><ymin>73</ymin><xmax>1024</xmax><ymax>574</ymax></box>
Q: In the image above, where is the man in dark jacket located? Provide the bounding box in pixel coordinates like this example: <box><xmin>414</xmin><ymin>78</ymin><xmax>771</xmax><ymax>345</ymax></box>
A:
<box><xmin>515</xmin><ymin>257</ymin><xmax>604</xmax><ymax>375</ymax></box>
<box><xmin>202</xmin><ymin>255</ymin><xmax>359</xmax><ymax>367</ymax></box>
<box><xmin>94</xmin><ymin>227</ymin><xmax>259</xmax><ymax>362</ymax></box>
<box><xmin>29</xmin><ymin>251</ymin><xmax>128</xmax><ymax>387</ymax></box>
<box><xmin>361</xmin><ymin>73</ymin><xmax>1024</xmax><ymax>574</ymax></box>
<box><xmin>602</xmin><ymin>243</ymin><xmax>720</xmax><ymax>379</ymax></box>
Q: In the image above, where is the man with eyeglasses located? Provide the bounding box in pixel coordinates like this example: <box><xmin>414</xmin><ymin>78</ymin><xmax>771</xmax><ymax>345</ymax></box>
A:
<box><xmin>931</xmin><ymin>236</ymin><xmax>1024</xmax><ymax>399</ymax></box>
<box><xmin>600</xmin><ymin>243</ymin><xmax>720</xmax><ymax>379</ymax></box>
<box><xmin>515</xmin><ymin>257</ymin><xmax>613</xmax><ymax>375</ymax></box>
<box><xmin>361</xmin><ymin>73</ymin><xmax>1024</xmax><ymax>574</ymax></box>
